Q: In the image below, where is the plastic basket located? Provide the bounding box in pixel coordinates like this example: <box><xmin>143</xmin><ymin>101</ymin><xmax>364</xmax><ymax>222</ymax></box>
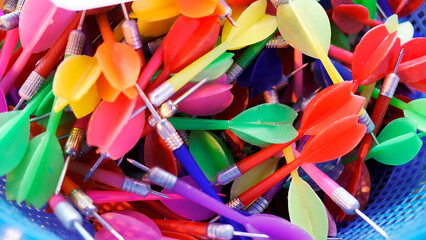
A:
<box><xmin>0</xmin><ymin>2</ymin><xmax>425</xmax><ymax>240</ymax></box>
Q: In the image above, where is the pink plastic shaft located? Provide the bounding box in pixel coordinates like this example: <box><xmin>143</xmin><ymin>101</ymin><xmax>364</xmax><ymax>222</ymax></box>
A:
<box><xmin>0</xmin><ymin>6</ymin><xmax>57</xmax><ymax>93</ymax></box>
<box><xmin>300</xmin><ymin>163</ymin><xmax>340</xmax><ymax>197</ymax></box>
<box><xmin>0</xmin><ymin>28</ymin><xmax>19</xmax><ymax>79</ymax></box>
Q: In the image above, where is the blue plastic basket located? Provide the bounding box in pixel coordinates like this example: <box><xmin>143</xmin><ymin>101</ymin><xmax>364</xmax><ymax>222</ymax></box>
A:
<box><xmin>0</xmin><ymin>2</ymin><xmax>425</xmax><ymax>240</ymax></box>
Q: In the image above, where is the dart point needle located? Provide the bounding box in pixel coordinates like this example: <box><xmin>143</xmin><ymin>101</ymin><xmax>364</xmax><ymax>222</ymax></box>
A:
<box><xmin>355</xmin><ymin>209</ymin><xmax>389</xmax><ymax>239</ymax></box>
<box><xmin>93</xmin><ymin>212</ymin><xmax>125</xmax><ymax>240</ymax></box>
<box><xmin>226</xmin><ymin>14</ymin><xmax>238</xmax><ymax>28</ymax></box>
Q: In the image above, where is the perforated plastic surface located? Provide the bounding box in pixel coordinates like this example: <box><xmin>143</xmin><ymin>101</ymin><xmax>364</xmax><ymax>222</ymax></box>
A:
<box><xmin>0</xmin><ymin>177</ymin><xmax>95</xmax><ymax>240</ymax></box>
<box><xmin>0</xmin><ymin>2</ymin><xmax>424</xmax><ymax>240</ymax></box>
<box><xmin>405</xmin><ymin>1</ymin><xmax>426</xmax><ymax>37</ymax></box>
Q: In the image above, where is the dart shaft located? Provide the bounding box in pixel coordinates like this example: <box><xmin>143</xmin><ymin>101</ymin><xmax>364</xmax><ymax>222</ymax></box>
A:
<box><xmin>328</xmin><ymin>45</ymin><xmax>353</xmax><ymax>65</ymax></box>
<box><xmin>239</xmin><ymin>158</ymin><xmax>302</xmax><ymax>206</ymax></box>
<box><xmin>237</xmin><ymin>131</ymin><xmax>304</xmax><ymax>174</ymax></box>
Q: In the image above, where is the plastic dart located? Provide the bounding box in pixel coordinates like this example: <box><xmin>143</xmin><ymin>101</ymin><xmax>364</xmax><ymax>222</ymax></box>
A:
<box><xmin>131</xmin><ymin>163</ymin><xmax>216</xmax><ymax>220</ymax></box>
<box><xmin>145</xmin><ymin>165</ymin><xmax>313</xmax><ymax>240</ymax></box>
<box><xmin>271</xmin><ymin>0</ymin><xmax>344</xmax><ymax>85</ymax></box>
<box><xmin>238</xmin><ymin>48</ymin><xmax>308</xmax><ymax>96</ymax></box>
<box><xmin>215</xmin><ymin>81</ymin><xmax>364</xmax><ymax>185</ymax></box>
<box><xmin>227</xmin><ymin>115</ymin><xmax>366</xmax><ymax>210</ymax></box>
<box><xmin>61</xmin><ymin>177</ymin><xmax>125</xmax><ymax>240</ymax></box>
<box><xmin>0</xmin><ymin>81</ymin><xmax>51</xmax><ymax>176</ymax></box>
<box><xmin>345</xmin><ymin>49</ymin><xmax>405</xmax><ymax>219</ymax></box>
<box><xmin>14</xmin><ymin>13</ymin><xmax>83</xmax><ymax>111</ymax></box>
<box><xmin>148</xmin><ymin>0</ymin><xmax>277</xmax><ymax>107</ymax></box>
<box><xmin>0</xmin><ymin>0</ymin><xmax>76</xmax><ymax>94</ymax></box>
<box><xmin>301</xmin><ymin>163</ymin><xmax>389</xmax><ymax>238</ymax></box>
<box><xmin>169</xmin><ymin>103</ymin><xmax>299</xmax><ymax>147</ymax></box>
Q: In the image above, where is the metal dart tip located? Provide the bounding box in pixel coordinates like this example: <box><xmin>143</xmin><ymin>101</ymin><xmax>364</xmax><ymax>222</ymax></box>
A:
<box><xmin>355</xmin><ymin>209</ymin><xmax>389</xmax><ymax>239</ymax></box>
<box><xmin>126</xmin><ymin>158</ymin><xmax>151</xmax><ymax>173</ymax></box>
<box><xmin>209</xmin><ymin>215</ymin><xmax>221</xmax><ymax>223</ymax></box>
<box><xmin>150</xmin><ymin>190</ymin><xmax>170</xmax><ymax>199</ymax></box>
<box><xmin>73</xmin><ymin>221</ymin><xmax>94</xmax><ymax>240</ymax></box>
<box><xmin>83</xmin><ymin>155</ymin><xmax>106</xmax><ymax>182</ymax></box>
<box><xmin>211</xmin><ymin>180</ymin><xmax>218</xmax><ymax>186</ymax></box>
<box><xmin>394</xmin><ymin>48</ymin><xmax>404</xmax><ymax>74</ymax></box>
<box><xmin>93</xmin><ymin>212</ymin><xmax>125</xmax><ymax>240</ymax></box>
<box><xmin>14</xmin><ymin>98</ymin><xmax>24</xmax><ymax>111</ymax></box>
<box><xmin>117</xmin><ymin>156</ymin><xmax>124</xmax><ymax>166</ymax></box>
<box><xmin>371</xmin><ymin>132</ymin><xmax>380</xmax><ymax>145</ymax></box>
<box><xmin>234</xmin><ymin>231</ymin><xmax>270</xmax><ymax>239</ymax></box>
<box><xmin>129</xmin><ymin>105</ymin><xmax>147</xmax><ymax>120</ymax></box>
<box><xmin>226</xmin><ymin>14</ymin><xmax>237</xmax><ymax>28</ymax></box>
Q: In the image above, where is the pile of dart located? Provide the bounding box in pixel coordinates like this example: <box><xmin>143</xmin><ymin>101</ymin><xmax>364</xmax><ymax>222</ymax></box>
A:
<box><xmin>0</xmin><ymin>0</ymin><xmax>425</xmax><ymax>239</ymax></box>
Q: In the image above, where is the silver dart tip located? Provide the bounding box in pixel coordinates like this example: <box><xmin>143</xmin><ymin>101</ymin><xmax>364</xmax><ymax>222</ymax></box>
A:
<box><xmin>234</xmin><ymin>231</ymin><xmax>270</xmax><ymax>239</ymax></box>
<box><xmin>14</xmin><ymin>98</ymin><xmax>24</xmax><ymax>111</ymax></box>
<box><xmin>93</xmin><ymin>212</ymin><xmax>125</xmax><ymax>240</ymax></box>
<box><xmin>226</xmin><ymin>14</ymin><xmax>237</xmax><ymax>28</ymax></box>
<box><xmin>355</xmin><ymin>209</ymin><xmax>389</xmax><ymax>239</ymax></box>
<box><xmin>126</xmin><ymin>158</ymin><xmax>151</xmax><ymax>173</ymax></box>
<box><xmin>150</xmin><ymin>190</ymin><xmax>170</xmax><ymax>199</ymax></box>
<box><xmin>83</xmin><ymin>155</ymin><xmax>106</xmax><ymax>182</ymax></box>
